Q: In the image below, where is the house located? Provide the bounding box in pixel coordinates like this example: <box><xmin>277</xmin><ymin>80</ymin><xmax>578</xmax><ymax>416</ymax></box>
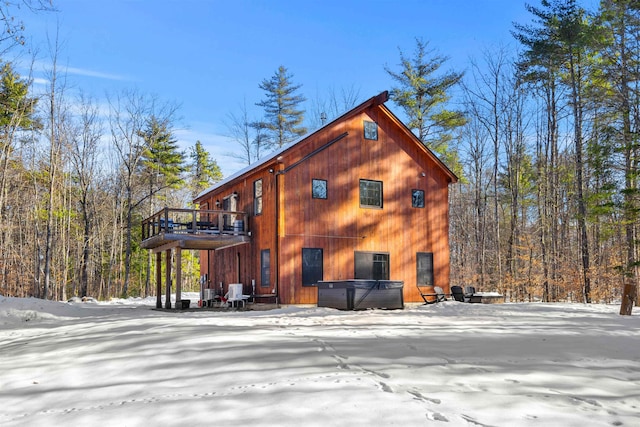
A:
<box><xmin>191</xmin><ymin>91</ymin><xmax>458</xmax><ymax>305</ymax></box>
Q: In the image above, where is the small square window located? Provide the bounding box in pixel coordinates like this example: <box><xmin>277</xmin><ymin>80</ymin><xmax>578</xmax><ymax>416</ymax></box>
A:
<box><xmin>412</xmin><ymin>189</ymin><xmax>425</xmax><ymax>208</ymax></box>
<box><xmin>312</xmin><ymin>179</ymin><xmax>327</xmax><ymax>199</ymax></box>
<box><xmin>364</xmin><ymin>120</ymin><xmax>378</xmax><ymax>140</ymax></box>
<box><xmin>360</xmin><ymin>179</ymin><xmax>383</xmax><ymax>208</ymax></box>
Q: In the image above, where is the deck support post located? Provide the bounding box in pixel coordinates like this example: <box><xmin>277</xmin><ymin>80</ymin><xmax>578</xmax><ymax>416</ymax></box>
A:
<box><xmin>176</xmin><ymin>247</ymin><xmax>182</xmax><ymax>306</ymax></box>
<box><xmin>155</xmin><ymin>252</ymin><xmax>162</xmax><ymax>308</ymax></box>
<box><xmin>165</xmin><ymin>249</ymin><xmax>172</xmax><ymax>309</ymax></box>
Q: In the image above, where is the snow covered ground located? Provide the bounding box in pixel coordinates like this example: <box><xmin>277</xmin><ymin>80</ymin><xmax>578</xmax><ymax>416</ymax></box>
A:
<box><xmin>1</xmin><ymin>294</ymin><xmax>639</xmax><ymax>427</ymax></box>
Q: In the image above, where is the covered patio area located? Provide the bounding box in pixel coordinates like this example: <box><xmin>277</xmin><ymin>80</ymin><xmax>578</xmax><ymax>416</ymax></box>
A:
<box><xmin>141</xmin><ymin>207</ymin><xmax>250</xmax><ymax>309</ymax></box>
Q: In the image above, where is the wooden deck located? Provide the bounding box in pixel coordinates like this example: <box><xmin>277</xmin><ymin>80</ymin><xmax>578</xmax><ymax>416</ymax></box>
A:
<box><xmin>141</xmin><ymin>207</ymin><xmax>250</xmax><ymax>252</ymax></box>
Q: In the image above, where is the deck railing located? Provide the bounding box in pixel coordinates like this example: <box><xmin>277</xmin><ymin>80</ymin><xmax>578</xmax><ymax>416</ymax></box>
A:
<box><xmin>141</xmin><ymin>207</ymin><xmax>249</xmax><ymax>241</ymax></box>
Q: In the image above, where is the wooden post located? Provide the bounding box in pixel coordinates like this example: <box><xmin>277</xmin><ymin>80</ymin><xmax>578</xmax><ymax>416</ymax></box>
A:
<box><xmin>176</xmin><ymin>247</ymin><xmax>182</xmax><ymax>307</ymax></box>
<box><xmin>165</xmin><ymin>249</ymin><xmax>172</xmax><ymax>309</ymax></box>
<box><xmin>155</xmin><ymin>252</ymin><xmax>162</xmax><ymax>309</ymax></box>
<box><xmin>620</xmin><ymin>283</ymin><xmax>636</xmax><ymax>315</ymax></box>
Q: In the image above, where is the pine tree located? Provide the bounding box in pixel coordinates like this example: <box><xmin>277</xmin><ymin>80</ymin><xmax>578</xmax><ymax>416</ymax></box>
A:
<box><xmin>138</xmin><ymin>115</ymin><xmax>185</xmax><ymax>298</ymax></box>
<box><xmin>385</xmin><ymin>38</ymin><xmax>466</xmax><ymax>159</ymax></box>
<box><xmin>256</xmin><ymin>65</ymin><xmax>307</xmax><ymax>149</ymax></box>
<box><xmin>189</xmin><ymin>140</ymin><xmax>222</xmax><ymax>198</ymax></box>
<box><xmin>0</xmin><ymin>62</ymin><xmax>38</xmax><ymax>213</ymax></box>
<box><xmin>0</xmin><ymin>62</ymin><xmax>38</xmax><ymax>293</ymax></box>
<box><xmin>139</xmin><ymin>115</ymin><xmax>186</xmax><ymax>206</ymax></box>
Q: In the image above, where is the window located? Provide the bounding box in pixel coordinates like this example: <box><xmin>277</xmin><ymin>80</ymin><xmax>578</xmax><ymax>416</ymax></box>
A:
<box><xmin>261</xmin><ymin>249</ymin><xmax>270</xmax><ymax>288</ymax></box>
<box><xmin>412</xmin><ymin>189</ymin><xmax>425</xmax><ymax>208</ymax></box>
<box><xmin>254</xmin><ymin>179</ymin><xmax>263</xmax><ymax>215</ymax></box>
<box><xmin>302</xmin><ymin>248</ymin><xmax>323</xmax><ymax>286</ymax></box>
<box><xmin>360</xmin><ymin>179</ymin><xmax>383</xmax><ymax>208</ymax></box>
<box><xmin>364</xmin><ymin>120</ymin><xmax>378</xmax><ymax>140</ymax></box>
<box><xmin>417</xmin><ymin>252</ymin><xmax>434</xmax><ymax>287</ymax></box>
<box><xmin>354</xmin><ymin>251</ymin><xmax>389</xmax><ymax>280</ymax></box>
<box><xmin>312</xmin><ymin>179</ymin><xmax>327</xmax><ymax>199</ymax></box>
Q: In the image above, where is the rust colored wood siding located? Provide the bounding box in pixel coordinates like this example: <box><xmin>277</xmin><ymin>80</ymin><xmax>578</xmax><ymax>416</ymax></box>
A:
<box><xmin>276</xmin><ymin>107</ymin><xmax>451</xmax><ymax>304</ymax></box>
<box><xmin>195</xmin><ymin>94</ymin><xmax>454</xmax><ymax>305</ymax></box>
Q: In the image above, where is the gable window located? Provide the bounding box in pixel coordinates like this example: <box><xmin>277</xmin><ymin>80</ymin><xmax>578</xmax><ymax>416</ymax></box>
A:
<box><xmin>412</xmin><ymin>189</ymin><xmax>425</xmax><ymax>208</ymax></box>
<box><xmin>354</xmin><ymin>251</ymin><xmax>389</xmax><ymax>280</ymax></box>
<box><xmin>360</xmin><ymin>179</ymin><xmax>383</xmax><ymax>208</ymax></box>
<box><xmin>364</xmin><ymin>120</ymin><xmax>378</xmax><ymax>140</ymax></box>
<box><xmin>261</xmin><ymin>249</ymin><xmax>270</xmax><ymax>288</ymax></box>
<box><xmin>254</xmin><ymin>179</ymin><xmax>263</xmax><ymax>215</ymax></box>
<box><xmin>312</xmin><ymin>179</ymin><xmax>327</xmax><ymax>199</ymax></box>
<box><xmin>302</xmin><ymin>248</ymin><xmax>323</xmax><ymax>286</ymax></box>
<box><xmin>417</xmin><ymin>252</ymin><xmax>434</xmax><ymax>287</ymax></box>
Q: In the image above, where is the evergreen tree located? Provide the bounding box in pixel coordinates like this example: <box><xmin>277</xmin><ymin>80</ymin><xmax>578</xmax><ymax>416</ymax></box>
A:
<box><xmin>189</xmin><ymin>140</ymin><xmax>222</xmax><ymax>198</ymax></box>
<box><xmin>385</xmin><ymin>38</ymin><xmax>466</xmax><ymax>159</ymax></box>
<box><xmin>137</xmin><ymin>114</ymin><xmax>184</xmax><ymax>298</ymax></box>
<box><xmin>139</xmin><ymin>115</ymin><xmax>186</xmax><ymax>207</ymax></box>
<box><xmin>0</xmin><ymin>62</ymin><xmax>38</xmax><ymax>293</ymax></box>
<box><xmin>256</xmin><ymin>65</ymin><xmax>307</xmax><ymax>149</ymax></box>
<box><xmin>0</xmin><ymin>62</ymin><xmax>38</xmax><ymax>212</ymax></box>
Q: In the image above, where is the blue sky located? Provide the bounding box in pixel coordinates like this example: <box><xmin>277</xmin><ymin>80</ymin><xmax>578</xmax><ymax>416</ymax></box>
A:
<box><xmin>13</xmin><ymin>0</ymin><xmax>592</xmax><ymax>176</ymax></box>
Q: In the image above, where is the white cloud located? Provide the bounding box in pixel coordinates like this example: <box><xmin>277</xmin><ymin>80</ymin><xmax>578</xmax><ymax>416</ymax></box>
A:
<box><xmin>26</xmin><ymin>59</ymin><xmax>128</xmax><ymax>82</ymax></box>
<box><xmin>63</xmin><ymin>65</ymin><xmax>127</xmax><ymax>81</ymax></box>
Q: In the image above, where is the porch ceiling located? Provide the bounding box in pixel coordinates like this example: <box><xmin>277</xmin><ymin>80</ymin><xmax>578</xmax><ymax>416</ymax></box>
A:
<box><xmin>141</xmin><ymin>232</ymin><xmax>250</xmax><ymax>253</ymax></box>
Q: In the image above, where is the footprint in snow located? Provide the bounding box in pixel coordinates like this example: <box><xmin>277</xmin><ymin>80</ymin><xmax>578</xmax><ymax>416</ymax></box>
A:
<box><xmin>426</xmin><ymin>411</ymin><xmax>449</xmax><ymax>422</ymax></box>
<box><xmin>362</xmin><ymin>367</ymin><xmax>390</xmax><ymax>379</ymax></box>
<box><xmin>461</xmin><ymin>414</ymin><xmax>497</xmax><ymax>427</ymax></box>
<box><xmin>408</xmin><ymin>389</ymin><xmax>441</xmax><ymax>404</ymax></box>
<box><xmin>332</xmin><ymin>355</ymin><xmax>349</xmax><ymax>370</ymax></box>
<box><xmin>377</xmin><ymin>381</ymin><xmax>393</xmax><ymax>393</ymax></box>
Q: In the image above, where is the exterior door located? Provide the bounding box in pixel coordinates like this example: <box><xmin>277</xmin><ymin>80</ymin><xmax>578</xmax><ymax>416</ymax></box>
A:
<box><xmin>223</xmin><ymin>194</ymin><xmax>237</xmax><ymax>230</ymax></box>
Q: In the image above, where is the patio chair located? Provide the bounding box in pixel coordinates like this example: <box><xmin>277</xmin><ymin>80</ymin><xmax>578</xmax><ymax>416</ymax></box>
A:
<box><xmin>226</xmin><ymin>283</ymin><xmax>250</xmax><ymax>308</ymax></box>
<box><xmin>465</xmin><ymin>286</ymin><xmax>483</xmax><ymax>303</ymax></box>
<box><xmin>464</xmin><ymin>286</ymin><xmax>476</xmax><ymax>298</ymax></box>
<box><xmin>451</xmin><ymin>286</ymin><xmax>465</xmax><ymax>302</ymax></box>
<box><xmin>418</xmin><ymin>285</ymin><xmax>448</xmax><ymax>304</ymax></box>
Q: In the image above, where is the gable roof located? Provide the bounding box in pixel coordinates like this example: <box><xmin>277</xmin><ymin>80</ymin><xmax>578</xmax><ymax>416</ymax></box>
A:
<box><xmin>195</xmin><ymin>91</ymin><xmax>457</xmax><ymax>201</ymax></box>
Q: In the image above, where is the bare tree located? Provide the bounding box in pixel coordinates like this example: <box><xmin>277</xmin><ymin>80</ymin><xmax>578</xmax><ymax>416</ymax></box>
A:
<box><xmin>68</xmin><ymin>93</ymin><xmax>102</xmax><ymax>297</ymax></box>
<box><xmin>225</xmin><ymin>98</ymin><xmax>263</xmax><ymax>165</ymax></box>
<box><xmin>108</xmin><ymin>89</ymin><xmax>178</xmax><ymax>296</ymax></box>
<box><xmin>463</xmin><ymin>46</ymin><xmax>513</xmax><ymax>293</ymax></box>
<box><xmin>308</xmin><ymin>85</ymin><xmax>362</xmax><ymax>129</ymax></box>
<box><xmin>41</xmin><ymin>31</ymin><xmax>68</xmax><ymax>300</ymax></box>
<box><xmin>0</xmin><ymin>1</ymin><xmax>55</xmax><ymax>55</ymax></box>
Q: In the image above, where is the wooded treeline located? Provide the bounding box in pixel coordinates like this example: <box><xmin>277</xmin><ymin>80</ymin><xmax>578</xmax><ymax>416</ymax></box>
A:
<box><xmin>0</xmin><ymin>73</ymin><xmax>223</xmax><ymax>299</ymax></box>
<box><xmin>450</xmin><ymin>0</ymin><xmax>639</xmax><ymax>308</ymax></box>
<box><xmin>1</xmin><ymin>0</ymin><xmax>638</xmax><ymax>307</ymax></box>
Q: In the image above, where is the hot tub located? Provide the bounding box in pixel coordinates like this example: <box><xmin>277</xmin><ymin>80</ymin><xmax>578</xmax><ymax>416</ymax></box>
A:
<box><xmin>316</xmin><ymin>280</ymin><xmax>404</xmax><ymax>310</ymax></box>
